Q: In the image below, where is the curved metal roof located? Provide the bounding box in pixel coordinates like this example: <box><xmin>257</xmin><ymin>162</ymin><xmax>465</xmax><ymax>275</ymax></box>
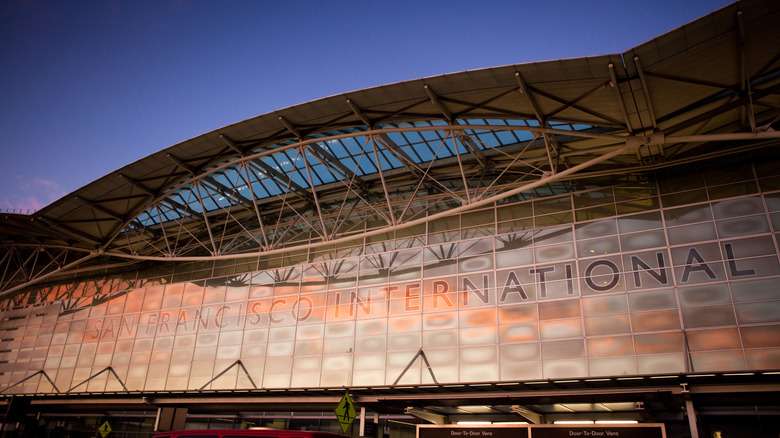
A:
<box><xmin>1</xmin><ymin>0</ymin><xmax>779</xmax><ymax>294</ymax></box>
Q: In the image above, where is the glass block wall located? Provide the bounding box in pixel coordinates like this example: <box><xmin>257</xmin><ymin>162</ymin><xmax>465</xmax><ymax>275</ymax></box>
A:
<box><xmin>2</xmin><ymin>152</ymin><xmax>780</xmax><ymax>394</ymax></box>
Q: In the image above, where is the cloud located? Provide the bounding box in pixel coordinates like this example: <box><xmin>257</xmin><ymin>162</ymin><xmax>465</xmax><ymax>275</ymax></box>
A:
<box><xmin>0</xmin><ymin>177</ymin><xmax>67</xmax><ymax>214</ymax></box>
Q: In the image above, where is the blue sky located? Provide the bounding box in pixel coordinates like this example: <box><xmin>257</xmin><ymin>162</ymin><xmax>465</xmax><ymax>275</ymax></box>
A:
<box><xmin>0</xmin><ymin>0</ymin><xmax>732</xmax><ymax>213</ymax></box>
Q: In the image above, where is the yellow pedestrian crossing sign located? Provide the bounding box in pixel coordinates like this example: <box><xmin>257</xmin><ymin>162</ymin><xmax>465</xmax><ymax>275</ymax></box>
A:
<box><xmin>98</xmin><ymin>420</ymin><xmax>112</xmax><ymax>437</ymax></box>
<box><xmin>334</xmin><ymin>390</ymin><xmax>356</xmax><ymax>433</ymax></box>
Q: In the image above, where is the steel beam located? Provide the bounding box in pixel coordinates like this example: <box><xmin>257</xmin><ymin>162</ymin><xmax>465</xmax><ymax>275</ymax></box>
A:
<box><xmin>424</xmin><ymin>84</ymin><xmax>453</xmax><ymax>123</ymax></box>
<box><xmin>608</xmin><ymin>62</ymin><xmax>634</xmax><ymax>133</ymax></box>
<box><xmin>103</xmin><ymin>136</ymin><xmax>638</xmax><ymax>262</ymax></box>
<box><xmin>405</xmin><ymin>407</ymin><xmax>447</xmax><ymax>425</ymax></box>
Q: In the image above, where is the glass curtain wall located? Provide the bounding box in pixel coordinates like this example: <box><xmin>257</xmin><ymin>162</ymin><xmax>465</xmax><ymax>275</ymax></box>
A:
<box><xmin>2</xmin><ymin>153</ymin><xmax>780</xmax><ymax>394</ymax></box>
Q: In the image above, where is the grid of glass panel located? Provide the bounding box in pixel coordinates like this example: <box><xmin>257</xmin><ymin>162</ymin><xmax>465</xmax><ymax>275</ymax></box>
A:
<box><xmin>134</xmin><ymin>119</ymin><xmax>557</xmax><ymax>227</ymax></box>
<box><xmin>2</xmin><ymin>153</ymin><xmax>780</xmax><ymax>393</ymax></box>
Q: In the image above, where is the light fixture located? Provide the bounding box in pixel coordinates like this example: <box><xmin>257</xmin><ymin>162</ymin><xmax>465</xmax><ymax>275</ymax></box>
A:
<box><xmin>554</xmin><ymin>421</ymin><xmax>594</xmax><ymax>425</ymax></box>
<box><xmin>456</xmin><ymin>421</ymin><xmax>492</xmax><ymax>425</ymax></box>
<box><xmin>595</xmin><ymin>420</ymin><xmax>639</xmax><ymax>424</ymax></box>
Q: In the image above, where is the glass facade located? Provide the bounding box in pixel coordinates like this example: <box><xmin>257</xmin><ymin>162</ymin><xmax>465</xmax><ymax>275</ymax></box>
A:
<box><xmin>3</xmin><ymin>154</ymin><xmax>780</xmax><ymax>394</ymax></box>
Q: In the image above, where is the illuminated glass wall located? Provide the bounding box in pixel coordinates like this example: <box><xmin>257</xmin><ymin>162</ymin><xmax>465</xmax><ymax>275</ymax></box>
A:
<box><xmin>2</xmin><ymin>154</ymin><xmax>780</xmax><ymax>394</ymax></box>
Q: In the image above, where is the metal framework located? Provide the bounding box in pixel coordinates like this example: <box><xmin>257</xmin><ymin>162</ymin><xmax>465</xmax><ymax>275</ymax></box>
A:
<box><xmin>1</xmin><ymin>0</ymin><xmax>779</xmax><ymax>296</ymax></box>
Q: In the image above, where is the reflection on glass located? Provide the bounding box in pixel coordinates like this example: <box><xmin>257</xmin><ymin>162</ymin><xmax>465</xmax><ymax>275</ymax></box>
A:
<box><xmin>584</xmin><ymin>315</ymin><xmax>631</xmax><ymax>336</ymax></box>
<box><xmin>589</xmin><ymin>356</ymin><xmax>637</xmax><ymax>376</ymax></box>
<box><xmin>543</xmin><ymin>359</ymin><xmax>587</xmax><ymax>379</ymax></box>
<box><xmin>634</xmin><ymin>332</ymin><xmax>683</xmax><ymax>355</ymax></box>
<box><xmin>690</xmin><ymin>350</ymin><xmax>746</xmax><ymax>372</ymax></box>
<box><xmin>716</xmin><ymin>215</ymin><xmax>769</xmax><ymax>238</ymax></box>
<box><xmin>708</xmin><ymin>181</ymin><xmax>758</xmax><ymax>200</ymax></box>
<box><xmin>539</xmin><ymin>319</ymin><xmax>582</xmax><ymax>339</ymax></box>
<box><xmin>686</xmin><ymin>328</ymin><xmax>741</xmax><ymax>351</ymax></box>
<box><xmin>681</xmin><ymin>305</ymin><xmax>736</xmax><ymax>328</ymax></box>
<box><xmin>8</xmin><ymin>162</ymin><xmax>780</xmax><ymax>395</ymax></box>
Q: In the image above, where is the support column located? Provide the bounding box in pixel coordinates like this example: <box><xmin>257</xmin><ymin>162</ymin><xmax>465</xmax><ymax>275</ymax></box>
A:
<box><xmin>359</xmin><ymin>407</ymin><xmax>366</xmax><ymax>436</ymax></box>
<box><xmin>685</xmin><ymin>399</ymin><xmax>699</xmax><ymax>438</ymax></box>
<box><xmin>154</xmin><ymin>407</ymin><xmax>188</xmax><ymax>432</ymax></box>
<box><xmin>359</xmin><ymin>409</ymin><xmax>380</xmax><ymax>437</ymax></box>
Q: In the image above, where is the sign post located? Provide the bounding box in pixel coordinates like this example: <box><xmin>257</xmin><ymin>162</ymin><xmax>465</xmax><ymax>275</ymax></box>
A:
<box><xmin>98</xmin><ymin>420</ymin><xmax>112</xmax><ymax>437</ymax></box>
<box><xmin>335</xmin><ymin>390</ymin><xmax>357</xmax><ymax>434</ymax></box>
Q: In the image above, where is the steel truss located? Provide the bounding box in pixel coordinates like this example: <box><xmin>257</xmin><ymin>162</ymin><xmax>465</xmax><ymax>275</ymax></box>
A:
<box><xmin>3</xmin><ymin>125</ymin><xmax>777</xmax><ymax>297</ymax></box>
<box><xmin>1</xmin><ymin>1</ymin><xmax>779</xmax><ymax>295</ymax></box>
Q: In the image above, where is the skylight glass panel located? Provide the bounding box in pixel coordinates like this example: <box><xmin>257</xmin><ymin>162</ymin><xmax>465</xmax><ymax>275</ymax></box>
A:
<box><xmin>414</xmin><ymin>144</ymin><xmax>435</xmax><ymax>162</ymax></box>
<box><xmin>289</xmin><ymin>169</ymin><xmax>310</xmax><ymax>189</ymax></box>
<box><xmin>216</xmin><ymin>187</ymin><xmax>238</xmax><ymax>207</ymax></box>
<box><xmin>175</xmin><ymin>193</ymin><xmax>202</xmax><ymax>214</ymax></box>
<box><xmin>157</xmin><ymin>201</ymin><xmax>182</xmax><ymax>219</ymax></box>
<box><xmin>269</xmin><ymin>150</ymin><xmax>293</xmax><ymax>173</ymax></box>
<box><xmin>548</xmin><ymin>121</ymin><xmax>573</xmax><ymax>130</ymax></box>
<box><xmin>261</xmin><ymin>155</ymin><xmax>285</xmax><ymax>173</ymax></box>
<box><xmin>264</xmin><ymin>177</ymin><xmax>289</xmax><ymax>197</ymax></box>
<box><xmin>397</xmin><ymin>131</ymin><xmax>422</xmax><ymax>145</ymax></box>
<box><xmin>134</xmin><ymin>115</ymin><xmax>598</xmax><ymax>229</ymax></box>
<box><xmin>355</xmin><ymin>154</ymin><xmax>379</xmax><ymax>174</ymax></box>
<box><xmin>307</xmin><ymin>163</ymin><xmax>330</xmax><ymax>185</ymax></box>
<box><xmin>342</xmin><ymin>136</ymin><xmax>366</xmax><ymax>156</ymax></box>
<box><xmin>492</xmin><ymin>130</ymin><xmax>515</xmax><ymax>145</ymax></box>
<box><xmin>324</xmin><ymin>139</ymin><xmax>350</xmax><ymax>158</ymax></box>
<box><xmin>136</xmin><ymin>211</ymin><xmax>153</xmax><ymax>226</ymax></box>
<box><xmin>199</xmin><ymin>194</ymin><xmax>219</xmax><ymax>211</ymax></box>
<box><xmin>235</xmin><ymin>171</ymin><xmax>256</xmax><ymax>194</ymax></box>
<box><xmin>266</xmin><ymin>153</ymin><xmax>300</xmax><ymax>187</ymax></box>
<box><xmin>212</xmin><ymin>171</ymin><xmax>235</xmax><ymax>189</ymax></box>
<box><xmin>460</xmin><ymin>131</ymin><xmax>489</xmax><ymax>151</ymax></box>
<box><xmin>303</xmin><ymin>148</ymin><xmax>321</xmax><ymax>167</ymax></box>
<box><xmin>340</xmin><ymin>155</ymin><xmax>362</xmax><ymax>175</ymax></box>
<box><xmin>399</xmin><ymin>144</ymin><xmax>425</xmax><ymax>162</ymax></box>
<box><xmin>434</xmin><ymin>138</ymin><xmax>455</xmax><ymax>158</ymax></box>
<box><xmin>505</xmin><ymin>119</ymin><xmax>528</xmax><ymax>126</ymax></box>
<box><xmin>476</xmin><ymin>132</ymin><xmax>501</xmax><ymax>148</ymax></box>
<box><xmin>373</xmin><ymin>146</ymin><xmax>401</xmax><ymax>170</ymax></box>
<box><xmin>283</xmin><ymin>149</ymin><xmax>305</xmax><ymax>172</ymax></box>
<box><xmin>445</xmin><ymin>137</ymin><xmax>466</xmax><ymax>155</ymax></box>
<box><xmin>420</xmin><ymin>131</ymin><xmax>440</xmax><ymax>142</ymax></box>
<box><xmin>195</xmin><ymin>183</ymin><xmax>222</xmax><ymax>208</ymax></box>
<box><xmin>250</xmin><ymin>180</ymin><xmax>271</xmax><ymax>199</ymax></box>
<box><xmin>236</xmin><ymin>183</ymin><xmax>251</xmax><ymax>197</ymax></box>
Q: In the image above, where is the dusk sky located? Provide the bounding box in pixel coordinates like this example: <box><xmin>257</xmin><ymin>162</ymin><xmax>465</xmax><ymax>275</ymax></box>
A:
<box><xmin>0</xmin><ymin>0</ymin><xmax>732</xmax><ymax>213</ymax></box>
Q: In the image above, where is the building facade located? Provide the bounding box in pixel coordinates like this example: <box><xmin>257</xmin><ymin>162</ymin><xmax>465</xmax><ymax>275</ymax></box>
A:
<box><xmin>2</xmin><ymin>0</ymin><xmax>780</xmax><ymax>436</ymax></box>
<box><xmin>4</xmin><ymin>153</ymin><xmax>780</xmax><ymax>394</ymax></box>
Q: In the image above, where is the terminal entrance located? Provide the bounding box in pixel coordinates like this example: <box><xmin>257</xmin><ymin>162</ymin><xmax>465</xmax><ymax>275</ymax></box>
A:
<box><xmin>2</xmin><ymin>372</ymin><xmax>780</xmax><ymax>437</ymax></box>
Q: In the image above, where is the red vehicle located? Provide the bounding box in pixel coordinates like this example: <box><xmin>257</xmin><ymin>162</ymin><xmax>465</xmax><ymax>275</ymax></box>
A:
<box><xmin>152</xmin><ymin>430</ymin><xmax>350</xmax><ymax>438</ymax></box>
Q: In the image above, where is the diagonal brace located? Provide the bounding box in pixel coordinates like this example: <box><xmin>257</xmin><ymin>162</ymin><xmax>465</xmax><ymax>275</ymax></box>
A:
<box><xmin>199</xmin><ymin>359</ymin><xmax>257</xmax><ymax>390</ymax></box>
<box><xmin>393</xmin><ymin>349</ymin><xmax>438</xmax><ymax>385</ymax></box>
<box><xmin>67</xmin><ymin>366</ymin><xmax>128</xmax><ymax>393</ymax></box>
<box><xmin>1</xmin><ymin>370</ymin><xmax>60</xmax><ymax>394</ymax></box>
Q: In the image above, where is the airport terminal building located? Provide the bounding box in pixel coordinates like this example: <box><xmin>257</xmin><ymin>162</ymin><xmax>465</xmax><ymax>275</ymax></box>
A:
<box><xmin>1</xmin><ymin>0</ymin><xmax>779</xmax><ymax>436</ymax></box>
